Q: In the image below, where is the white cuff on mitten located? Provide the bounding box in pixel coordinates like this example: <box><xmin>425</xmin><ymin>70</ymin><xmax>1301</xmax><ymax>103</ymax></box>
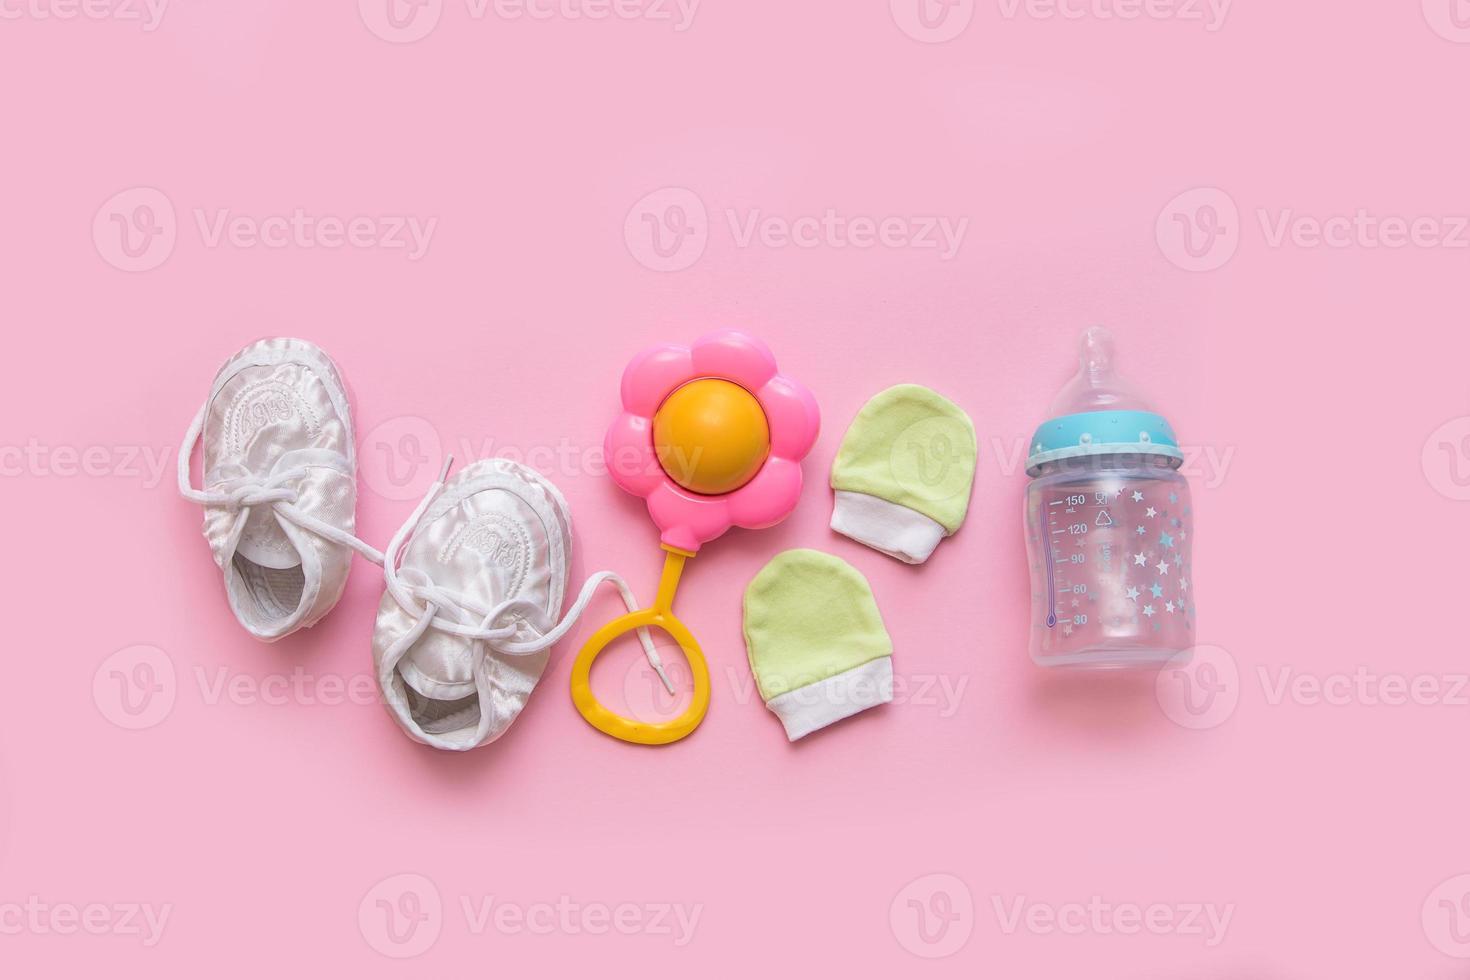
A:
<box><xmin>830</xmin><ymin>490</ymin><xmax>946</xmax><ymax>565</ymax></box>
<box><xmin>764</xmin><ymin>656</ymin><xmax>894</xmax><ymax>741</ymax></box>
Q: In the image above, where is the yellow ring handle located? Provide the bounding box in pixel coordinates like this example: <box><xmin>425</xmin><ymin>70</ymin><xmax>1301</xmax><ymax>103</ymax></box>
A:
<box><xmin>570</xmin><ymin>549</ymin><xmax>711</xmax><ymax>745</ymax></box>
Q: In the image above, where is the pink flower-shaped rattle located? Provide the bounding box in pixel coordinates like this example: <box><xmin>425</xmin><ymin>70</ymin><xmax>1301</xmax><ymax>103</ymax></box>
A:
<box><xmin>570</xmin><ymin>331</ymin><xmax>820</xmax><ymax>745</ymax></box>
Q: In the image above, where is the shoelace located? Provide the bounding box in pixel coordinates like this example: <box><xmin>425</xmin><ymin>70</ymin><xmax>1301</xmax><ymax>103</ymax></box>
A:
<box><xmin>380</xmin><ymin>459</ymin><xmax>672</xmax><ymax>692</ymax></box>
<box><xmin>177</xmin><ymin>404</ymin><xmax>386</xmax><ymax>565</ymax></box>
<box><xmin>180</xmin><ymin>402</ymin><xmax>670</xmax><ymax>690</ymax></box>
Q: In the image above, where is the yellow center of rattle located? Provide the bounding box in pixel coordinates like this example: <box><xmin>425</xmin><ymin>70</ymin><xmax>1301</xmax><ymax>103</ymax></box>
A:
<box><xmin>653</xmin><ymin>379</ymin><xmax>770</xmax><ymax>495</ymax></box>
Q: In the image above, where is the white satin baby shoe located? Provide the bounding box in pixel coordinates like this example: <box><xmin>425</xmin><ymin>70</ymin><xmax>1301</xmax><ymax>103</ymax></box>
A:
<box><xmin>374</xmin><ymin>457</ymin><xmax>665</xmax><ymax>751</ymax></box>
<box><xmin>178</xmin><ymin>338</ymin><xmax>383</xmax><ymax>641</ymax></box>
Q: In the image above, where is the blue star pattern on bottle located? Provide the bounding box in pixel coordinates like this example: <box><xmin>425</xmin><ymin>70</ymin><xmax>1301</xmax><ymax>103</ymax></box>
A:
<box><xmin>1101</xmin><ymin>486</ymin><xmax>1197</xmax><ymax>636</ymax></box>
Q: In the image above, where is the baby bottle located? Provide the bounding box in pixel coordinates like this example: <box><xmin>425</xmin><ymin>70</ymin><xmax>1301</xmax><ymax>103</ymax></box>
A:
<box><xmin>1023</xmin><ymin>327</ymin><xmax>1195</xmax><ymax>668</ymax></box>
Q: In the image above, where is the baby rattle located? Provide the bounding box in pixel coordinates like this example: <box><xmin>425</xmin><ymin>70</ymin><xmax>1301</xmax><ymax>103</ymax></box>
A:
<box><xmin>570</xmin><ymin>330</ymin><xmax>820</xmax><ymax>745</ymax></box>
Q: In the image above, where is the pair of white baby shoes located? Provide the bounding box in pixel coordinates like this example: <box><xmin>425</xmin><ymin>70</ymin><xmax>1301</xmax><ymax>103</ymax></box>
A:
<box><xmin>178</xmin><ymin>338</ymin><xmax>654</xmax><ymax>751</ymax></box>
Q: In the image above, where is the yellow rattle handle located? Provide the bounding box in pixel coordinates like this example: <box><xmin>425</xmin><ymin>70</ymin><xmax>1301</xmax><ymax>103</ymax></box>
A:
<box><xmin>570</xmin><ymin>547</ymin><xmax>711</xmax><ymax>745</ymax></box>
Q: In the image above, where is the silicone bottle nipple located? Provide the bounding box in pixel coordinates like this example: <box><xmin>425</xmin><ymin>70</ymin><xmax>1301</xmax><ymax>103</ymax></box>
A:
<box><xmin>1047</xmin><ymin>326</ymin><xmax>1153</xmax><ymax>416</ymax></box>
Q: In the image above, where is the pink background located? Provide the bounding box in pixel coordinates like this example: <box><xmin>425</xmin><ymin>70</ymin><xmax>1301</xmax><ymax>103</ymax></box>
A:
<box><xmin>4</xmin><ymin>0</ymin><xmax>1470</xmax><ymax>974</ymax></box>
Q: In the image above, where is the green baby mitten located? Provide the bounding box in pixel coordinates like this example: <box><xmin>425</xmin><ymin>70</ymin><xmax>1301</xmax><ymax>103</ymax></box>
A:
<box><xmin>743</xmin><ymin>549</ymin><xmax>893</xmax><ymax>741</ymax></box>
<box><xmin>830</xmin><ymin>384</ymin><xmax>977</xmax><ymax>564</ymax></box>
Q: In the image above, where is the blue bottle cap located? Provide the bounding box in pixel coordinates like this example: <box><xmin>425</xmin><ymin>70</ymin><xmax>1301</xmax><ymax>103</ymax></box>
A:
<box><xmin>1025</xmin><ymin>328</ymin><xmax>1184</xmax><ymax>476</ymax></box>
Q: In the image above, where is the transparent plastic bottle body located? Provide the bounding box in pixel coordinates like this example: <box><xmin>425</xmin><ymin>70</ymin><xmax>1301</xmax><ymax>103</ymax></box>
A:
<box><xmin>1025</xmin><ymin>455</ymin><xmax>1194</xmax><ymax>668</ymax></box>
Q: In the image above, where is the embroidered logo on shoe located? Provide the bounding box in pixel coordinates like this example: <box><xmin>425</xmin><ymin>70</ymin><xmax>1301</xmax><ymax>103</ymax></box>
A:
<box><xmin>440</xmin><ymin>514</ymin><xmax>530</xmax><ymax>596</ymax></box>
<box><xmin>225</xmin><ymin>380</ymin><xmax>319</xmax><ymax>454</ymax></box>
